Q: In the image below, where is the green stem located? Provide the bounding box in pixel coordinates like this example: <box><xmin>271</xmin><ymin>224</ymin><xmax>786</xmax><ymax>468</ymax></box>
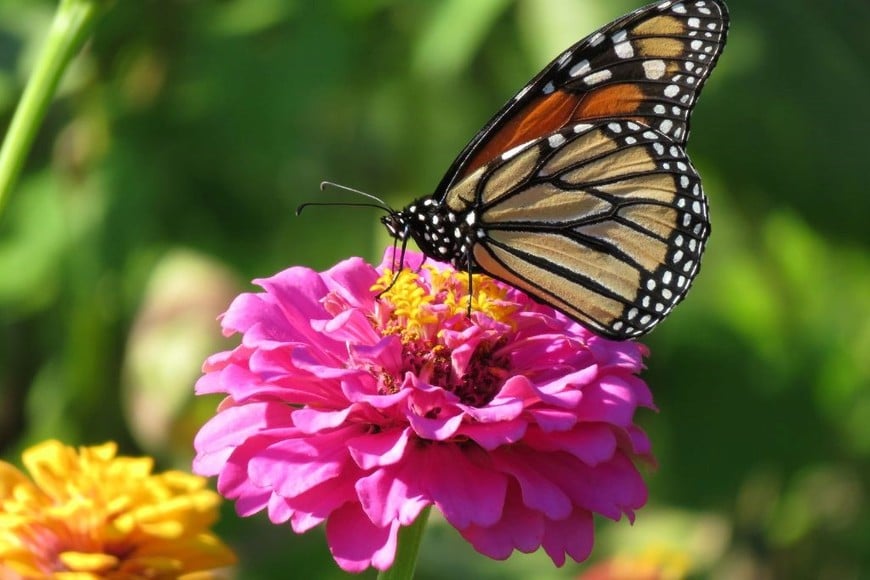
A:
<box><xmin>378</xmin><ymin>507</ymin><xmax>431</xmax><ymax>580</ymax></box>
<box><xmin>0</xmin><ymin>0</ymin><xmax>107</xmax><ymax>219</ymax></box>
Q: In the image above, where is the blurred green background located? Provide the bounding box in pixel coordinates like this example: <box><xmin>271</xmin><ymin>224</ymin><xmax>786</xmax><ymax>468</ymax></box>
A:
<box><xmin>0</xmin><ymin>0</ymin><xmax>868</xmax><ymax>578</ymax></box>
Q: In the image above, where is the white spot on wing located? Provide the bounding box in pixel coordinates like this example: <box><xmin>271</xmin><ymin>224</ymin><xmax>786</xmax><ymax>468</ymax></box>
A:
<box><xmin>583</xmin><ymin>69</ymin><xmax>612</xmax><ymax>85</ymax></box>
<box><xmin>615</xmin><ymin>41</ymin><xmax>634</xmax><ymax>59</ymax></box>
<box><xmin>548</xmin><ymin>134</ymin><xmax>566</xmax><ymax>148</ymax></box>
<box><xmin>643</xmin><ymin>59</ymin><xmax>667</xmax><ymax>80</ymax></box>
<box><xmin>569</xmin><ymin>59</ymin><xmax>591</xmax><ymax>78</ymax></box>
<box><xmin>501</xmin><ymin>140</ymin><xmax>534</xmax><ymax>160</ymax></box>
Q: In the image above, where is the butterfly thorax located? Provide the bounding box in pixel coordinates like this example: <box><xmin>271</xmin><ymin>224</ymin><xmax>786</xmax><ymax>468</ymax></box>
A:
<box><xmin>382</xmin><ymin>197</ymin><xmax>481</xmax><ymax>271</ymax></box>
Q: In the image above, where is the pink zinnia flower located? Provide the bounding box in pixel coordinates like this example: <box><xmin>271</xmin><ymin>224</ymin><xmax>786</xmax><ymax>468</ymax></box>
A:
<box><xmin>193</xmin><ymin>250</ymin><xmax>654</xmax><ymax>572</ymax></box>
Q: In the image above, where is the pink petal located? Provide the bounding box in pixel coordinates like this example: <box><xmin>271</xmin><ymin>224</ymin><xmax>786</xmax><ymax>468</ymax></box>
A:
<box><xmin>541</xmin><ymin>509</ymin><xmax>595</xmax><ymax>566</ymax></box>
<box><xmin>249</xmin><ymin>424</ymin><xmax>366</xmax><ymax>498</ymax></box>
<box><xmin>460</xmin><ymin>492</ymin><xmax>545</xmax><ymax>559</ymax></box>
<box><xmin>266</xmin><ymin>493</ymin><xmax>294</xmax><ymax>524</ymax></box>
<box><xmin>254</xmin><ymin>267</ymin><xmax>330</xmax><ymax>322</ymax></box>
<box><xmin>463</xmin><ymin>398</ymin><xmax>525</xmax><ymax>423</ymax></box>
<box><xmin>422</xmin><ymin>445</ymin><xmax>507</xmax><ymax>529</ymax></box>
<box><xmin>287</xmin><ymin>471</ymin><xmax>361</xmax><ymax>533</ymax></box>
<box><xmin>322</xmin><ymin>256</ymin><xmax>379</xmax><ymax>308</ymax></box>
<box><xmin>311</xmin><ymin>308</ymin><xmax>382</xmax><ymax>344</ymax></box>
<box><xmin>193</xmin><ymin>402</ymin><xmax>293</xmax><ymax>463</ymax></box>
<box><xmin>492</xmin><ymin>451</ymin><xmax>573</xmax><ymax>520</ymax></box>
<box><xmin>347</xmin><ymin>428</ymin><xmax>410</xmax><ymax>470</ymax></box>
<box><xmin>355</xmin><ymin>466</ymin><xmax>429</xmax><ymax>527</ymax></box>
<box><xmin>522</xmin><ymin>423</ymin><xmax>618</xmax><ymax>466</ymax></box>
<box><xmin>292</xmin><ymin>407</ymin><xmax>354</xmax><ymax>433</ymax></box>
<box><xmin>457</xmin><ymin>419</ymin><xmax>528</xmax><ymax>450</ymax></box>
<box><xmin>406</xmin><ymin>410</ymin><xmax>464</xmax><ymax>441</ymax></box>
<box><xmin>576</xmin><ymin>376</ymin><xmax>640</xmax><ymax>427</ymax></box>
<box><xmin>233</xmin><ymin>487</ymin><xmax>272</xmax><ymax>517</ymax></box>
<box><xmin>201</xmin><ymin>349</ymin><xmax>233</xmax><ymax>372</ymax></box>
<box><xmin>326</xmin><ymin>503</ymin><xmax>399</xmax><ymax>573</ymax></box>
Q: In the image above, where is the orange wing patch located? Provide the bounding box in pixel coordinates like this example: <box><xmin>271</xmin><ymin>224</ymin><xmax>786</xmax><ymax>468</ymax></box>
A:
<box><xmin>460</xmin><ymin>83</ymin><xmax>647</xmax><ymax>180</ymax></box>
<box><xmin>460</xmin><ymin>90</ymin><xmax>580</xmax><ymax>179</ymax></box>
<box><xmin>576</xmin><ymin>84</ymin><xmax>645</xmax><ymax>119</ymax></box>
<box><xmin>631</xmin><ymin>14</ymin><xmax>685</xmax><ymax>37</ymax></box>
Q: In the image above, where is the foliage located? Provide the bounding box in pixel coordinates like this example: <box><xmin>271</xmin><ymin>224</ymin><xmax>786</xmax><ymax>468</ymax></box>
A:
<box><xmin>0</xmin><ymin>0</ymin><xmax>868</xmax><ymax>578</ymax></box>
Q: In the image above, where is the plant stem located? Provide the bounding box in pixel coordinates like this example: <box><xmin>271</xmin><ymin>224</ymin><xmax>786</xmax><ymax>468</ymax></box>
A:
<box><xmin>0</xmin><ymin>0</ymin><xmax>107</xmax><ymax>219</ymax></box>
<box><xmin>378</xmin><ymin>507</ymin><xmax>431</xmax><ymax>580</ymax></box>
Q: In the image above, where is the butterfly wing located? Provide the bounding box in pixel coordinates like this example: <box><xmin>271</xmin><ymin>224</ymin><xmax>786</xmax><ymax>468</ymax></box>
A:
<box><xmin>435</xmin><ymin>0</ymin><xmax>729</xmax><ymax>196</ymax></box>
<box><xmin>444</xmin><ymin>120</ymin><xmax>708</xmax><ymax>339</ymax></box>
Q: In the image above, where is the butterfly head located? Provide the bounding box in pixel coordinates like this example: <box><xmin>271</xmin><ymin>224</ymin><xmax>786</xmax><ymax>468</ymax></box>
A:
<box><xmin>381</xmin><ymin>197</ymin><xmax>477</xmax><ymax>270</ymax></box>
<box><xmin>381</xmin><ymin>210</ymin><xmax>410</xmax><ymax>242</ymax></box>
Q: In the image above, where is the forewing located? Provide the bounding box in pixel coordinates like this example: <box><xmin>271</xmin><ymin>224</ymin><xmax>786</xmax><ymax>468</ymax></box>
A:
<box><xmin>435</xmin><ymin>0</ymin><xmax>728</xmax><ymax>197</ymax></box>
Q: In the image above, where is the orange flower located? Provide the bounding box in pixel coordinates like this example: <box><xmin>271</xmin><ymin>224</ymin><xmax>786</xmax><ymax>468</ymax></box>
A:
<box><xmin>0</xmin><ymin>440</ymin><xmax>235</xmax><ymax>578</ymax></box>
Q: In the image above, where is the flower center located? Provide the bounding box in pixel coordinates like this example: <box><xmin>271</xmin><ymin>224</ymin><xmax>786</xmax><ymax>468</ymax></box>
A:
<box><xmin>371</xmin><ymin>265</ymin><xmax>516</xmax><ymax>406</ymax></box>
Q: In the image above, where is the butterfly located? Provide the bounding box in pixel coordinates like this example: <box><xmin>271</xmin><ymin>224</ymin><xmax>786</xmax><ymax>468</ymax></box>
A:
<box><xmin>378</xmin><ymin>0</ymin><xmax>728</xmax><ymax>340</ymax></box>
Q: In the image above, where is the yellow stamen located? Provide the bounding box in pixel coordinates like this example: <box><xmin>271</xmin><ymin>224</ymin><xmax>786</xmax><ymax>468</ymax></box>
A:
<box><xmin>372</xmin><ymin>265</ymin><xmax>518</xmax><ymax>334</ymax></box>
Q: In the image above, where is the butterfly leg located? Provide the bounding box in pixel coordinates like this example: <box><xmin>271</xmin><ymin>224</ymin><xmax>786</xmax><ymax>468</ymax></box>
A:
<box><xmin>389</xmin><ymin>235</ymin><xmax>399</xmax><ymax>270</ymax></box>
<box><xmin>466</xmin><ymin>248</ymin><xmax>474</xmax><ymax>317</ymax></box>
<box><xmin>376</xmin><ymin>228</ymin><xmax>411</xmax><ymax>298</ymax></box>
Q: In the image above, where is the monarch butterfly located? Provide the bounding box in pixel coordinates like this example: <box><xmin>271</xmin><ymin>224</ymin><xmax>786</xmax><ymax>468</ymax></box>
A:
<box><xmin>381</xmin><ymin>0</ymin><xmax>728</xmax><ymax>340</ymax></box>
<box><xmin>308</xmin><ymin>0</ymin><xmax>729</xmax><ymax>340</ymax></box>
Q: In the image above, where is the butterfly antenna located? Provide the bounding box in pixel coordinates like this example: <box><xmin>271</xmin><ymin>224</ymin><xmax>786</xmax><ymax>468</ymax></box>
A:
<box><xmin>321</xmin><ymin>181</ymin><xmax>392</xmax><ymax>209</ymax></box>
<box><xmin>295</xmin><ymin>181</ymin><xmax>395</xmax><ymax>216</ymax></box>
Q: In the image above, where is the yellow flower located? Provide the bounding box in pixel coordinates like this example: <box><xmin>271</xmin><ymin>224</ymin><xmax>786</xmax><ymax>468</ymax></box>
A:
<box><xmin>0</xmin><ymin>440</ymin><xmax>235</xmax><ymax>579</ymax></box>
